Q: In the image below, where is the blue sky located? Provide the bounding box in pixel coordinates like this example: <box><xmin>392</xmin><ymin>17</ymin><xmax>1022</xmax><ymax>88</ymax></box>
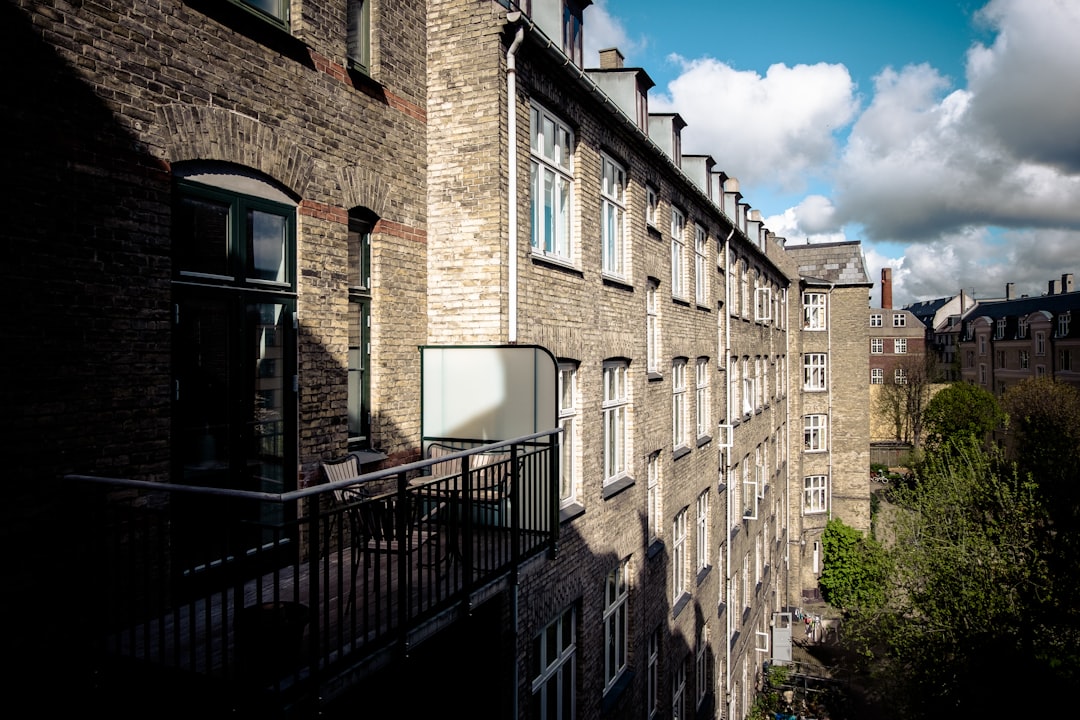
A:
<box><xmin>583</xmin><ymin>0</ymin><xmax>1080</xmax><ymax>308</ymax></box>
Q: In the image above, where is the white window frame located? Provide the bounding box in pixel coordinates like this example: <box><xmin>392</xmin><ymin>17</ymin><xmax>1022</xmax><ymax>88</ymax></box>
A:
<box><xmin>803</xmin><ymin>292</ymin><xmax>826</xmax><ymax>330</ymax></box>
<box><xmin>647</xmin><ymin>452</ymin><xmax>661</xmax><ymax>544</ymax></box>
<box><xmin>742</xmin><ymin>461</ymin><xmax>757</xmax><ymax>519</ymax></box>
<box><xmin>803</xmin><ymin>353</ymin><xmax>827</xmax><ymax>391</ymax></box>
<box><xmin>695</xmin><ymin>358</ymin><xmax>710</xmax><ymax>439</ymax></box>
<box><xmin>672</xmin><ymin>657</ymin><xmax>686</xmax><ymax>720</ymax></box>
<box><xmin>673</xmin><ymin>508</ymin><xmax>688</xmax><ymax>600</ymax></box>
<box><xmin>870</xmin><ymin>313</ymin><xmax>882</xmax><ymax>327</ymax></box>
<box><xmin>804</xmin><ymin>475</ymin><xmax>827</xmax><ymax>514</ymax></box>
<box><xmin>1059</xmin><ymin>311</ymin><xmax>1072</xmax><ymax>337</ymax></box>
<box><xmin>871</xmin><ymin>367</ymin><xmax>883</xmax><ymax>385</ymax></box>
<box><xmin>531</xmin><ymin>606</ymin><xmax>577</xmax><ymax>719</ymax></box>
<box><xmin>1036</xmin><ymin>331</ymin><xmax>1046</xmax><ymax>356</ymax></box>
<box><xmin>804</xmin><ymin>414</ymin><xmax>827</xmax><ymax>452</ymax></box>
<box><xmin>893</xmin><ymin>313</ymin><xmax>906</xmax><ymax>328</ymax></box>
<box><xmin>529</xmin><ymin>102</ymin><xmax>574</xmax><ymax>262</ymax></box>
<box><xmin>694</xmin><ymin>223</ymin><xmax>708</xmax><ymax>305</ymax></box>
<box><xmin>603</xmin><ymin>361</ymin><xmax>630</xmax><ymax>483</ymax></box>
<box><xmin>1018</xmin><ymin>317</ymin><xmax>1029</xmax><ymax>338</ymax></box>
<box><xmin>870</xmin><ymin>338</ymin><xmax>883</xmax><ymax>354</ymax></box>
<box><xmin>673</xmin><ymin>359</ymin><xmax>687</xmax><ymax>449</ymax></box>
<box><xmin>600</xmin><ymin>153</ymin><xmax>627</xmax><ymax>279</ymax></box>
<box><xmin>647</xmin><ymin>628</ymin><xmax>660</xmax><ymax>718</ymax></box>
<box><xmin>695</xmin><ymin>624</ymin><xmax>709</xmax><ymax>706</ymax></box>
<box><xmin>646</xmin><ymin>185</ymin><xmax>658</xmax><ymax>228</ymax></box>
<box><xmin>671</xmin><ymin>208</ymin><xmax>686</xmax><ymax>299</ymax></box>
<box><xmin>756</xmin><ymin>286</ymin><xmax>772</xmax><ymax>323</ymax></box>
<box><xmin>604</xmin><ymin>560</ymin><xmax>629</xmax><ymax>692</ymax></box>
<box><xmin>647</xmin><ymin>280</ymin><xmax>660</xmax><ymax>374</ymax></box>
<box><xmin>895</xmin><ymin>367</ymin><xmax>908</xmax><ymax>384</ymax></box>
<box><xmin>696</xmin><ymin>490</ymin><xmax>709</xmax><ymax>572</ymax></box>
<box><xmin>558</xmin><ymin>362</ymin><xmax>579</xmax><ymax>508</ymax></box>
<box><xmin>894</xmin><ymin>337</ymin><xmax>908</xmax><ymax>354</ymax></box>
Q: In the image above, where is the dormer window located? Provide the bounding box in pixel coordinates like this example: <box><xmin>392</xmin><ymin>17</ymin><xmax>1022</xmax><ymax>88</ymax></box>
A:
<box><xmin>1059</xmin><ymin>311</ymin><xmax>1072</xmax><ymax>338</ymax></box>
<box><xmin>562</xmin><ymin>1</ymin><xmax>584</xmax><ymax>67</ymax></box>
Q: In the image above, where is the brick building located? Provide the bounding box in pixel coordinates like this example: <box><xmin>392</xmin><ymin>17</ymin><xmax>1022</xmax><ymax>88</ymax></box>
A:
<box><xmin>4</xmin><ymin>1</ymin><xmax>871</xmax><ymax>718</ymax></box>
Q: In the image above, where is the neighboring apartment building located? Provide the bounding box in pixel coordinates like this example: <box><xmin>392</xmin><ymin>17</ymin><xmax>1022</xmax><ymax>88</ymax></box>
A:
<box><xmin>4</xmin><ymin>1</ymin><xmax>870</xmax><ymax>718</ymax></box>
<box><xmin>869</xmin><ymin>269</ymin><xmax>928</xmax><ymax>386</ymax></box>
<box><xmin>959</xmin><ymin>275</ymin><xmax>1080</xmax><ymax>395</ymax></box>
<box><xmin>907</xmin><ymin>288</ymin><xmax>978</xmax><ymax>381</ymax></box>
<box><xmin>785</xmin><ymin>242</ymin><xmax>873</xmax><ymax>600</ymax></box>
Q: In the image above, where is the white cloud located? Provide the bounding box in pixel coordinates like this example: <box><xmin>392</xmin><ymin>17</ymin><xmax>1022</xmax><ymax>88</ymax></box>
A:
<box><xmin>583</xmin><ymin>0</ymin><xmax>645</xmax><ymax>67</ymax></box>
<box><xmin>650</xmin><ymin>57</ymin><xmax>858</xmax><ymax>192</ymax></box>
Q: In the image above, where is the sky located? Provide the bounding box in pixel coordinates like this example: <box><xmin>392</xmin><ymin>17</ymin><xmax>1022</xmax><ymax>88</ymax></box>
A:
<box><xmin>582</xmin><ymin>0</ymin><xmax>1080</xmax><ymax>308</ymax></box>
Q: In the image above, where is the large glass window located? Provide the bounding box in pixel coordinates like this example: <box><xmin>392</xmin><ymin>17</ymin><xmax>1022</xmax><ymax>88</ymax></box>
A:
<box><xmin>673</xmin><ymin>509</ymin><xmax>687</xmax><ymax>600</ymax></box>
<box><xmin>803</xmin><ymin>292</ymin><xmax>826</xmax><ymax>330</ymax></box>
<box><xmin>647</xmin><ymin>452</ymin><xmax>661</xmax><ymax>544</ymax></box>
<box><xmin>558</xmin><ymin>362</ymin><xmax>580</xmax><ymax>507</ymax></box>
<box><xmin>672</xmin><ymin>359</ymin><xmax>687</xmax><ymax>449</ymax></box>
<box><xmin>601</xmin><ymin>153</ymin><xmax>627</xmax><ymax>278</ymax></box>
<box><xmin>531</xmin><ymin>606</ymin><xmax>576</xmax><ymax>720</ymax></box>
<box><xmin>696</xmin><ymin>491</ymin><xmax>709</xmax><ymax>572</ymax></box>
<box><xmin>346</xmin><ymin>0</ymin><xmax>370</xmax><ymax>73</ymax></box>
<box><xmin>696</xmin><ymin>358</ymin><xmax>710</xmax><ymax>438</ymax></box>
<box><xmin>804</xmin><ymin>414</ymin><xmax>827</xmax><ymax>452</ymax></box>
<box><xmin>647</xmin><ymin>280</ymin><xmax>661</xmax><ymax>373</ymax></box>
<box><xmin>603</xmin><ymin>361</ymin><xmax>629</xmax><ymax>483</ymax></box>
<box><xmin>530</xmin><ymin>103</ymin><xmax>574</xmax><ymax>262</ymax></box>
<box><xmin>694</xmin><ymin>224</ymin><xmax>708</xmax><ymax>305</ymax></box>
<box><xmin>348</xmin><ymin>213</ymin><xmax>373</xmax><ymax>449</ymax></box>
<box><xmin>604</xmin><ymin>560</ymin><xmax>629</xmax><ymax>691</ymax></box>
<box><xmin>871</xmin><ymin>338</ymin><xmax>883</xmax><ymax>354</ymax></box>
<box><xmin>804</xmin><ymin>475</ymin><xmax>827</xmax><ymax>514</ymax></box>
<box><xmin>671</xmin><ymin>208</ymin><xmax>686</xmax><ymax>299</ymax></box>
<box><xmin>894</xmin><ymin>338</ymin><xmax>908</xmax><ymax>354</ymax></box>
<box><xmin>803</xmin><ymin>353</ymin><xmax>827</xmax><ymax>391</ymax></box>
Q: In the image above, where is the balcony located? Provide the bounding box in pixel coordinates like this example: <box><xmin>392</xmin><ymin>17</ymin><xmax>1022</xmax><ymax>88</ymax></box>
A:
<box><xmin>63</xmin><ymin>432</ymin><xmax>559</xmax><ymax>716</ymax></box>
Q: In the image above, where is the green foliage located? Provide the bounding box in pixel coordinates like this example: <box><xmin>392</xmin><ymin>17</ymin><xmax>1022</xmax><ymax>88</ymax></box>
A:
<box><xmin>818</xmin><ymin>518</ymin><xmax>889</xmax><ymax>611</ymax></box>
<box><xmin>922</xmin><ymin>382</ymin><xmax>1004</xmax><ymax>449</ymax></box>
<box><xmin>1003</xmin><ymin>376</ymin><xmax>1080</xmax><ymax>512</ymax></box>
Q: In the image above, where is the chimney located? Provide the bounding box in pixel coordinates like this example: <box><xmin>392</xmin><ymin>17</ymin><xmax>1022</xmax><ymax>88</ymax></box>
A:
<box><xmin>881</xmin><ymin>268</ymin><xmax>893</xmax><ymax>309</ymax></box>
<box><xmin>1063</xmin><ymin>273</ymin><xmax>1075</xmax><ymax>294</ymax></box>
<box><xmin>598</xmin><ymin>48</ymin><xmax>624</xmax><ymax>69</ymax></box>
<box><xmin>1050</xmin><ymin>279</ymin><xmax>1061</xmax><ymax>295</ymax></box>
<box><xmin>1006</xmin><ymin>283</ymin><xmax>1015</xmax><ymax>300</ymax></box>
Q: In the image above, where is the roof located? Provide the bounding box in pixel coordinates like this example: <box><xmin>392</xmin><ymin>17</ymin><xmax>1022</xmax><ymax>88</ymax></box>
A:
<box><xmin>784</xmin><ymin>241</ymin><xmax>871</xmax><ymax>286</ymax></box>
<box><xmin>968</xmin><ymin>291</ymin><xmax>1080</xmax><ymax>321</ymax></box>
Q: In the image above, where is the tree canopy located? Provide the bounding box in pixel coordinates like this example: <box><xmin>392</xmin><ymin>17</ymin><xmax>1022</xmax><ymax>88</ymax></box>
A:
<box><xmin>921</xmin><ymin>381</ymin><xmax>1004</xmax><ymax>449</ymax></box>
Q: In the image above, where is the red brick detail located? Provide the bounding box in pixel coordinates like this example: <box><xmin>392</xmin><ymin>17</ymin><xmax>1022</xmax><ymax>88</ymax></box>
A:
<box><xmin>307</xmin><ymin>49</ymin><xmax>426</xmax><ymax>124</ymax></box>
<box><xmin>299</xmin><ymin>199</ymin><xmax>349</xmax><ymax>225</ymax></box>
<box><xmin>374</xmin><ymin>218</ymin><xmax>427</xmax><ymax>244</ymax></box>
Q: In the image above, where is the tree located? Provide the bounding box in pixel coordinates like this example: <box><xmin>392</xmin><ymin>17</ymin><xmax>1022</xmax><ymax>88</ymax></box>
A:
<box><xmin>847</xmin><ymin>440</ymin><xmax>1055</xmax><ymax>717</ymax></box>
<box><xmin>921</xmin><ymin>381</ymin><xmax>1004</xmax><ymax>450</ymax></box>
<box><xmin>873</xmin><ymin>352</ymin><xmax>939</xmax><ymax>449</ymax></box>
<box><xmin>819</xmin><ymin>518</ymin><xmax>889</xmax><ymax>611</ymax></box>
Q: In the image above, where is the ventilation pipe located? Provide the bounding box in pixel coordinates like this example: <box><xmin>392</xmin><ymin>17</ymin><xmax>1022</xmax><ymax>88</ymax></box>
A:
<box><xmin>506</xmin><ymin>14</ymin><xmax>525</xmax><ymax>343</ymax></box>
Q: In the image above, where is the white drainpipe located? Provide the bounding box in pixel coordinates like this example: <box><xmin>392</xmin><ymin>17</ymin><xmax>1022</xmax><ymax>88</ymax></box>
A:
<box><xmin>506</xmin><ymin>15</ymin><xmax>525</xmax><ymax>343</ymax></box>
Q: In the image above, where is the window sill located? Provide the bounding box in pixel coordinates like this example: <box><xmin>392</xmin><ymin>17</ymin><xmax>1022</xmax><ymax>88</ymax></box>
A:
<box><xmin>672</xmin><ymin>296</ymin><xmax>691</xmax><ymax>307</ymax></box>
<box><xmin>647</xmin><ymin>371</ymin><xmax>664</xmax><ymax>382</ymax></box>
<box><xmin>188</xmin><ymin>0</ymin><xmax>310</xmax><ymax>59</ymax></box>
<box><xmin>673</xmin><ymin>446</ymin><xmax>691</xmax><ymax>461</ymax></box>
<box><xmin>530</xmin><ymin>251</ymin><xmax>582</xmax><ymax>275</ymax></box>
<box><xmin>672</xmin><ymin>592</ymin><xmax>691</xmax><ymax>619</ymax></box>
<box><xmin>601</xmin><ymin>669</ymin><xmax>635</xmax><ymax>714</ymax></box>
<box><xmin>696</xmin><ymin>303</ymin><xmax>712</xmax><ymax>312</ymax></box>
<box><xmin>696</xmin><ymin>434</ymin><xmax>712</xmax><ymax>448</ymax></box>
<box><xmin>717</xmin><ymin>601</ymin><xmax>726</xmax><ymax>618</ymax></box>
<box><xmin>601</xmin><ymin>274</ymin><xmax>634</xmax><ymax>291</ymax></box>
<box><xmin>559</xmin><ymin>501</ymin><xmax>585</xmax><ymax>523</ymax></box>
<box><xmin>696</xmin><ymin>564</ymin><xmax>711</xmax><ymax>585</ymax></box>
<box><xmin>647</xmin><ymin>538</ymin><xmax>665</xmax><ymax>560</ymax></box>
<box><xmin>602</xmin><ymin>474</ymin><xmax>635</xmax><ymax>500</ymax></box>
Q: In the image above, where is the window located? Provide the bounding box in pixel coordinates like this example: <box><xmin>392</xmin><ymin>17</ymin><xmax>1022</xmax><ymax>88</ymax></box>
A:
<box><xmin>870</xmin><ymin>313</ymin><xmax>882</xmax><ymax>327</ymax></box>
<box><xmin>696</xmin><ymin>358</ymin><xmax>710</xmax><ymax>438</ymax></box>
<box><xmin>672</xmin><ymin>359</ymin><xmax>687</xmax><ymax>449</ymax></box>
<box><xmin>979</xmin><ymin>364</ymin><xmax>987</xmax><ymax>385</ymax></box>
<box><xmin>648</xmin><ymin>452</ymin><xmax>662</xmax><ymax>544</ymax></box>
<box><xmin>646</xmin><ymin>185</ymin><xmax>659</xmax><ymax>228</ymax></box>
<box><xmin>601</xmin><ymin>154</ymin><xmax>627</xmax><ymax>278</ymax></box>
<box><xmin>647</xmin><ymin>628</ymin><xmax>660</xmax><ymax>718</ymax></box>
<box><xmin>755</xmin><ymin>285</ymin><xmax>772</xmax><ymax>323</ymax></box>
<box><xmin>742</xmin><ymin>357</ymin><xmax>754</xmax><ymax>417</ymax></box>
<box><xmin>803</xmin><ymin>353</ymin><xmax>827</xmax><ymax>391</ymax></box>
<box><xmin>604</xmin><ymin>561</ymin><xmax>629</xmax><ymax>691</ymax></box>
<box><xmin>558</xmin><ymin>363</ymin><xmax>580</xmax><ymax>507</ymax></box>
<box><xmin>893</xmin><ymin>313</ymin><xmax>906</xmax><ymax>327</ymax></box>
<box><xmin>603</xmin><ymin>361</ymin><xmax>629</xmax><ymax>483</ymax></box>
<box><xmin>979</xmin><ymin>334</ymin><xmax>987</xmax><ymax>355</ymax></box>
<box><xmin>173</xmin><ymin>176</ymin><xmax>296</xmax><ymax>499</ymax></box>
<box><xmin>803</xmin><ymin>292</ymin><xmax>826</xmax><ymax>330</ymax></box>
<box><xmin>673</xmin><ymin>508</ymin><xmax>688</xmax><ymax>600</ymax></box>
<box><xmin>997</xmin><ymin>349</ymin><xmax>1007</xmax><ymax>368</ymax></box>
<box><xmin>696</xmin><ymin>491</ymin><xmax>709</xmax><ymax>572</ymax></box>
<box><xmin>672</xmin><ymin>657</ymin><xmax>686</xmax><ymax>720</ymax></box>
<box><xmin>671</xmin><ymin>208</ymin><xmax>686</xmax><ymax>298</ymax></box>
<box><xmin>1059</xmin><ymin>311</ymin><xmax>1072</xmax><ymax>337</ymax></box>
<box><xmin>346</xmin><ymin>0</ymin><xmax>370</xmax><ymax>74</ymax></box>
<box><xmin>348</xmin><ymin>212</ymin><xmax>373</xmax><ymax>449</ymax></box>
<box><xmin>530</xmin><ymin>103</ymin><xmax>574</xmax><ymax>262</ymax></box>
<box><xmin>741</xmin><ymin>263</ymin><xmax>751</xmax><ymax>319</ymax></box>
<box><xmin>742</xmin><ymin>460</ymin><xmax>757</xmax><ymax>519</ymax></box>
<box><xmin>996</xmin><ymin>317</ymin><xmax>1007</xmax><ymax>339</ymax></box>
<box><xmin>804</xmin><ymin>475</ymin><xmax>827</xmax><ymax>514</ymax></box>
<box><xmin>696</xmin><ymin>624</ymin><xmax>709</xmax><ymax>706</ymax></box>
<box><xmin>645</xmin><ymin>285</ymin><xmax>665</xmax><ymax>380</ymax></box>
<box><xmin>1020</xmin><ymin>349</ymin><xmax>1030</xmax><ymax>369</ymax></box>
<box><xmin>1060</xmin><ymin>349</ymin><xmax>1073</xmax><ymax>371</ymax></box>
<box><xmin>803</xmin><ymin>414</ymin><xmax>827</xmax><ymax>452</ymax></box>
<box><xmin>870</xmin><ymin>338</ymin><xmax>883</xmax><ymax>354</ymax></box>
<box><xmin>239</xmin><ymin>0</ymin><xmax>288</xmax><ymax>25</ymax></box>
<box><xmin>562</xmin><ymin>0</ymin><xmax>584</xmax><ymax>66</ymax></box>
<box><xmin>1018</xmin><ymin>317</ymin><xmax>1029</xmax><ymax>338</ymax></box>
<box><xmin>895</xmin><ymin>367</ymin><xmax>908</xmax><ymax>384</ymax></box>
<box><xmin>894</xmin><ymin>338</ymin><xmax>907</xmax><ymax>354</ymax></box>
<box><xmin>871</xmin><ymin>368</ymin><xmax>884</xmax><ymax>384</ymax></box>
<box><xmin>694</xmin><ymin>224</ymin><xmax>708</xmax><ymax>305</ymax></box>
<box><xmin>1036</xmin><ymin>331</ymin><xmax>1046</xmax><ymax>356</ymax></box>
<box><xmin>531</xmin><ymin>606</ymin><xmax>576</xmax><ymax>720</ymax></box>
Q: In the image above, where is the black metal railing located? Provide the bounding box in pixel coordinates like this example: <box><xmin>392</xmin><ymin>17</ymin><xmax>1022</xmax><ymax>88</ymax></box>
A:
<box><xmin>64</xmin><ymin>430</ymin><xmax>559</xmax><ymax>714</ymax></box>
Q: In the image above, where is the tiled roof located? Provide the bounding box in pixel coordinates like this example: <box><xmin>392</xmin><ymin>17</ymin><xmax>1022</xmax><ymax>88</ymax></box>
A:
<box><xmin>785</xmin><ymin>241</ymin><xmax>871</xmax><ymax>286</ymax></box>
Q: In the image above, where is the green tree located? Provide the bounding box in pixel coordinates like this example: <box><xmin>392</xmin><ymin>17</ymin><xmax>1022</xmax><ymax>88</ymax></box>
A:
<box><xmin>818</xmin><ymin>518</ymin><xmax>888</xmax><ymax>611</ymax></box>
<box><xmin>1003</xmin><ymin>376</ymin><xmax>1080</xmax><ymax>515</ymax></box>
<box><xmin>921</xmin><ymin>381</ymin><xmax>1004</xmax><ymax>450</ymax></box>
<box><xmin>873</xmin><ymin>352</ymin><xmax>939</xmax><ymax>449</ymax></box>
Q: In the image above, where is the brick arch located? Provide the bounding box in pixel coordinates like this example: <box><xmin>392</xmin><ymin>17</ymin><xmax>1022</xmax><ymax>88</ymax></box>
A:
<box><xmin>157</xmin><ymin>104</ymin><xmax>314</xmax><ymax>197</ymax></box>
<box><xmin>338</xmin><ymin>165</ymin><xmax>392</xmax><ymax>218</ymax></box>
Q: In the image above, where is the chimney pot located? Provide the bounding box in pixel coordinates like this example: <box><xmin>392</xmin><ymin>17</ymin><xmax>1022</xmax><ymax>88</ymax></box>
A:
<box><xmin>598</xmin><ymin>48</ymin><xmax>624</xmax><ymax>69</ymax></box>
<box><xmin>1006</xmin><ymin>283</ymin><xmax>1015</xmax><ymax>300</ymax></box>
<box><xmin>881</xmin><ymin>268</ymin><xmax>893</xmax><ymax>310</ymax></box>
<box><xmin>1063</xmin><ymin>273</ymin><xmax>1074</xmax><ymax>294</ymax></box>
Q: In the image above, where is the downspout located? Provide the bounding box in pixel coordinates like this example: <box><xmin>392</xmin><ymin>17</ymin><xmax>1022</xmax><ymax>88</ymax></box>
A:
<box><xmin>506</xmin><ymin>14</ymin><xmax>525</xmax><ymax>343</ymax></box>
<box><xmin>826</xmin><ymin>284</ymin><xmax>834</xmax><ymax>520</ymax></box>
<box><xmin>722</xmin><ymin>226</ymin><xmax>734</xmax><ymax>720</ymax></box>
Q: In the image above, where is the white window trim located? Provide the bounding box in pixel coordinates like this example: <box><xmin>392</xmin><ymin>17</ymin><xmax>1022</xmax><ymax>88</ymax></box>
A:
<box><xmin>673</xmin><ymin>359</ymin><xmax>688</xmax><ymax>449</ymax></box>
<box><xmin>603</xmin><ymin>361</ymin><xmax>630</xmax><ymax>484</ymax></box>
<box><xmin>695</xmin><ymin>358</ymin><xmax>710</xmax><ymax>438</ymax></box>
<box><xmin>600</xmin><ymin>153</ymin><xmax>627</xmax><ymax>280</ymax></box>
<box><xmin>603</xmin><ymin>561</ymin><xmax>629</xmax><ymax>692</ymax></box>
<box><xmin>673</xmin><ymin>509</ymin><xmax>688</xmax><ymax>600</ymax></box>
<box><xmin>671</xmin><ymin>208</ymin><xmax>686</xmax><ymax>299</ymax></box>
<box><xmin>696</xmin><ymin>491</ymin><xmax>709</xmax><ymax>572</ymax></box>
<box><xmin>803</xmin><ymin>353</ymin><xmax>827</xmax><ymax>391</ymax></box>
<box><xmin>531</xmin><ymin>607</ymin><xmax>577</xmax><ymax>718</ymax></box>
<box><xmin>694</xmin><ymin>224</ymin><xmax>708</xmax><ymax>306</ymax></box>
<box><xmin>558</xmin><ymin>363</ymin><xmax>579</xmax><ymax>508</ymax></box>
<box><xmin>804</xmin><ymin>475</ymin><xmax>827</xmax><ymax>514</ymax></box>
<box><xmin>529</xmin><ymin>102</ymin><xmax>575</xmax><ymax>263</ymax></box>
